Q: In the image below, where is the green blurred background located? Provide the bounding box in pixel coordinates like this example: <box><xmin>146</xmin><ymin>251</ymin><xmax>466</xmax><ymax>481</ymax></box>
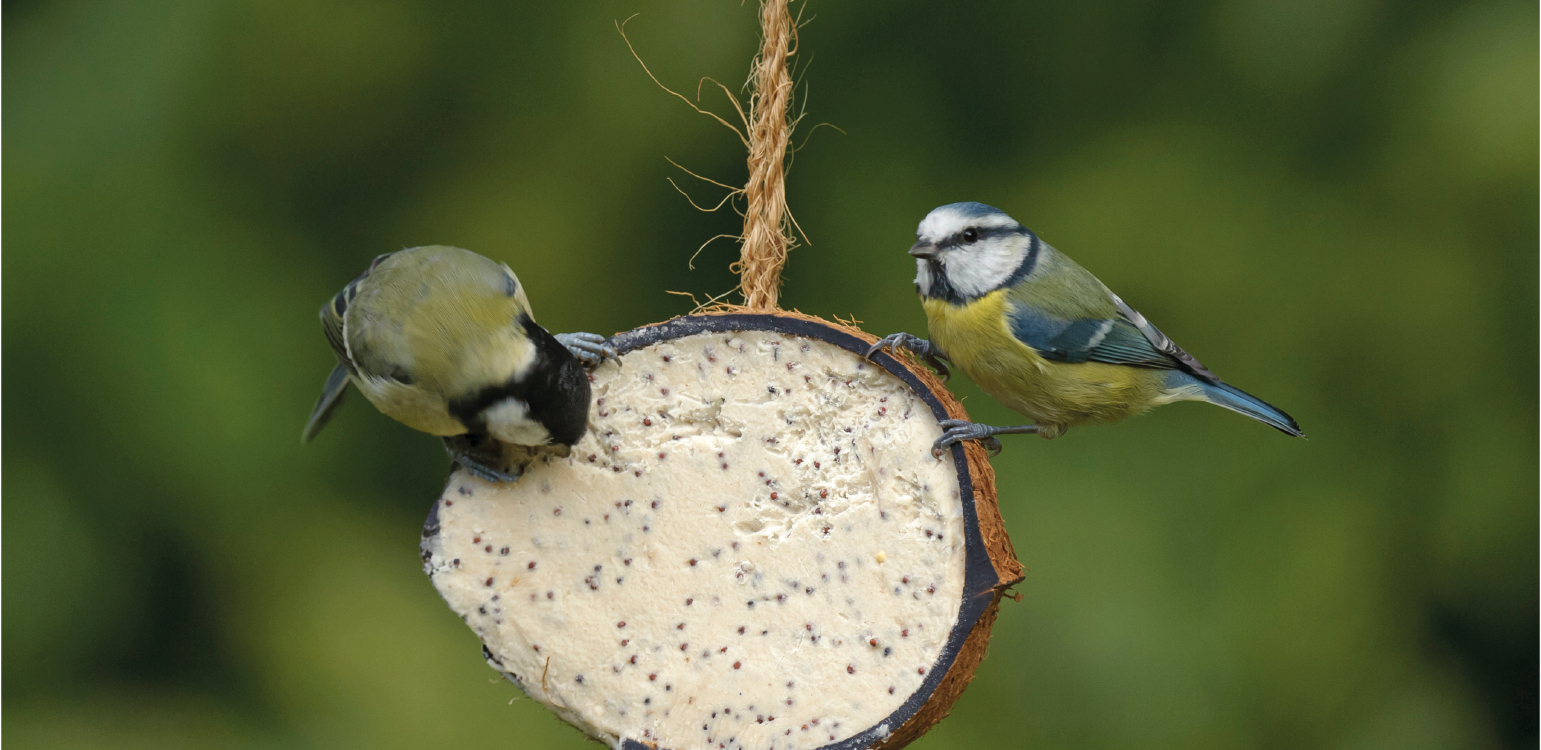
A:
<box><xmin>4</xmin><ymin>0</ymin><xmax>1535</xmax><ymax>748</ymax></box>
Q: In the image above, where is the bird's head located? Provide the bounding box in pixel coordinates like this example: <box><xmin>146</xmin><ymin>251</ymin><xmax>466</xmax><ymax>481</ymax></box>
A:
<box><xmin>911</xmin><ymin>202</ymin><xmax>1040</xmax><ymax>304</ymax></box>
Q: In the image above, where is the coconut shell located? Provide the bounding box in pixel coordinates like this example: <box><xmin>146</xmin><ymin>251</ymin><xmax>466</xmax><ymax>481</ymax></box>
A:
<box><xmin>422</xmin><ymin>311</ymin><xmax>1022</xmax><ymax>750</ymax></box>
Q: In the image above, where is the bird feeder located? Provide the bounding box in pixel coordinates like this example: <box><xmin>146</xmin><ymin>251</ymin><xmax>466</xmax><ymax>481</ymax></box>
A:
<box><xmin>419</xmin><ymin>3</ymin><xmax>1023</xmax><ymax>748</ymax></box>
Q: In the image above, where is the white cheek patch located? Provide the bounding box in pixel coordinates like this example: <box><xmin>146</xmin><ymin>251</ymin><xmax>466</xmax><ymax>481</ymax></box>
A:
<box><xmin>943</xmin><ymin>244</ymin><xmax>1022</xmax><ymax>299</ymax></box>
<box><xmin>484</xmin><ymin>398</ymin><xmax>552</xmax><ymax>446</ymax></box>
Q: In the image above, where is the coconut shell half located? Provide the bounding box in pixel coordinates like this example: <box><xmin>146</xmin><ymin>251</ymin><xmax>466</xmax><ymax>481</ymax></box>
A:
<box><xmin>421</xmin><ymin>312</ymin><xmax>1022</xmax><ymax>750</ymax></box>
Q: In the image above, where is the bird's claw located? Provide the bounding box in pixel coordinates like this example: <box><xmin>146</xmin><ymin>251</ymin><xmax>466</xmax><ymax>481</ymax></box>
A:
<box><xmin>861</xmin><ymin>334</ymin><xmax>901</xmax><ymax>361</ymax></box>
<box><xmin>555</xmin><ymin>332</ymin><xmax>618</xmax><ymax>368</ymax></box>
<box><xmin>865</xmin><ymin>332</ymin><xmax>951</xmax><ymax>382</ymax></box>
<box><xmin>932</xmin><ymin>418</ymin><xmax>994</xmax><ymax>457</ymax></box>
<box><xmin>443</xmin><ymin>436</ymin><xmax>522</xmax><ymax>483</ymax></box>
<box><xmin>931</xmin><ymin>419</ymin><xmax>1019</xmax><ymax>458</ymax></box>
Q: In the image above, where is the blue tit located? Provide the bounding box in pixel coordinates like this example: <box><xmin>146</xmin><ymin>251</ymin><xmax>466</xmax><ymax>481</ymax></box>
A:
<box><xmin>868</xmin><ymin>202</ymin><xmax>1303</xmax><ymax>455</ymax></box>
<box><xmin>302</xmin><ymin>245</ymin><xmax>616</xmax><ymax>482</ymax></box>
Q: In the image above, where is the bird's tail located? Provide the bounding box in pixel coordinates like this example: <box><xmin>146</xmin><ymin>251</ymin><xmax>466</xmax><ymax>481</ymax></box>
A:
<box><xmin>1196</xmin><ymin>380</ymin><xmax>1304</xmax><ymax>437</ymax></box>
<box><xmin>302</xmin><ymin>362</ymin><xmax>351</xmax><ymax>443</ymax></box>
<box><xmin>1164</xmin><ymin>370</ymin><xmax>1303</xmax><ymax>436</ymax></box>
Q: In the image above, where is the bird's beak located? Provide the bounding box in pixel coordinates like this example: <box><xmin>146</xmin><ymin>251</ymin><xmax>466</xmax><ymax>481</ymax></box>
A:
<box><xmin>908</xmin><ymin>241</ymin><xmax>939</xmax><ymax>261</ymax></box>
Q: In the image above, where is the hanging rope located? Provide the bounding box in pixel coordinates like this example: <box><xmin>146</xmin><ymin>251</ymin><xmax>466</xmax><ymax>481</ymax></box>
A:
<box><xmin>735</xmin><ymin>0</ymin><xmax>796</xmax><ymax>310</ymax></box>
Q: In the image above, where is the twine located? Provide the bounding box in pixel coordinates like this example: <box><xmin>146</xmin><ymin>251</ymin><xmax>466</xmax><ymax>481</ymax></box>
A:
<box><xmin>736</xmin><ymin>0</ymin><xmax>796</xmax><ymax>310</ymax></box>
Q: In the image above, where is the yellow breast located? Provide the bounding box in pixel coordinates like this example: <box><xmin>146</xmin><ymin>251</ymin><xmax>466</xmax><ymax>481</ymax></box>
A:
<box><xmin>922</xmin><ymin>292</ymin><xmax>1167</xmax><ymax>433</ymax></box>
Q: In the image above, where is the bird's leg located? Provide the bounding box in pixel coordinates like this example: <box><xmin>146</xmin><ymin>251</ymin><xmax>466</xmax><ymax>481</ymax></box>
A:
<box><xmin>554</xmin><ymin>332</ymin><xmax>618</xmax><ymax>368</ymax></box>
<box><xmin>932</xmin><ymin>419</ymin><xmax>1041</xmax><ymax>457</ymax></box>
<box><xmin>864</xmin><ymin>332</ymin><xmax>951</xmax><ymax>381</ymax></box>
<box><xmin>442</xmin><ymin>435</ymin><xmax>522</xmax><ymax>483</ymax></box>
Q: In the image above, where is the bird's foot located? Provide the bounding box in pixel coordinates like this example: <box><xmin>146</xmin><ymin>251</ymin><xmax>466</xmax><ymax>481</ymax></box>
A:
<box><xmin>932</xmin><ymin>419</ymin><xmax>1040</xmax><ymax>458</ymax></box>
<box><xmin>443</xmin><ymin>435</ymin><xmax>522</xmax><ymax>483</ymax></box>
<box><xmin>864</xmin><ymin>332</ymin><xmax>951</xmax><ymax>381</ymax></box>
<box><xmin>555</xmin><ymin>332</ymin><xmax>618</xmax><ymax>368</ymax></box>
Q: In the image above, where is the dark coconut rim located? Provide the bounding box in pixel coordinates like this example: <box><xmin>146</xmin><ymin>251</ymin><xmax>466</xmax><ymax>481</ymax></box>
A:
<box><xmin>422</xmin><ymin>312</ymin><xmax>1022</xmax><ymax>750</ymax></box>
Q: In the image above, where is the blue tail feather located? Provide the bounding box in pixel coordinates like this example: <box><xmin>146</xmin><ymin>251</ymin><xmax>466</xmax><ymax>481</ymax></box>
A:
<box><xmin>1196</xmin><ymin>380</ymin><xmax>1304</xmax><ymax>437</ymax></box>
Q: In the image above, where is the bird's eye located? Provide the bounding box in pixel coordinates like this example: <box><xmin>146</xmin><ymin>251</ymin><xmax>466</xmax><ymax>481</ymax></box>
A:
<box><xmin>961</xmin><ymin>228</ymin><xmax>979</xmax><ymax>243</ymax></box>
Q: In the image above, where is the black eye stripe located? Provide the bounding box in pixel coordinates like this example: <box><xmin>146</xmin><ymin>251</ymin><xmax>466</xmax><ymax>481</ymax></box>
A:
<box><xmin>935</xmin><ymin>224</ymin><xmax>1026</xmax><ymax>250</ymax></box>
<box><xmin>973</xmin><ymin>225</ymin><xmax>1025</xmax><ymax>241</ymax></box>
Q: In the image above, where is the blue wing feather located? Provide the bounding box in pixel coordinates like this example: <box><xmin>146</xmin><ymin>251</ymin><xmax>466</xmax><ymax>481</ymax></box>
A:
<box><xmin>1008</xmin><ymin>302</ymin><xmax>1178</xmax><ymax>370</ymax></box>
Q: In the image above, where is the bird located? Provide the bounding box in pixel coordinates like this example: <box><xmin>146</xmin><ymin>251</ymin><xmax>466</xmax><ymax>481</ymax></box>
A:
<box><xmin>867</xmin><ymin>201</ymin><xmax>1302</xmax><ymax>456</ymax></box>
<box><xmin>302</xmin><ymin>245</ymin><xmax>616</xmax><ymax>482</ymax></box>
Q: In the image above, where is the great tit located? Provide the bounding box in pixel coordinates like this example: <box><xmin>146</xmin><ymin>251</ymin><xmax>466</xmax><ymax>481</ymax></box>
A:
<box><xmin>868</xmin><ymin>202</ymin><xmax>1302</xmax><ymax>455</ymax></box>
<box><xmin>302</xmin><ymin>245</ymin><xmax>615</xmax><ymax>482</ymax></box>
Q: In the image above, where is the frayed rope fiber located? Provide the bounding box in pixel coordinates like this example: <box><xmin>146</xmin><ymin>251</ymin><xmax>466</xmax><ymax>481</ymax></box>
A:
<box><xmin>736</xmin><ymin>0</ymin><xmax>796</xmax><ymax>310</ymax></box>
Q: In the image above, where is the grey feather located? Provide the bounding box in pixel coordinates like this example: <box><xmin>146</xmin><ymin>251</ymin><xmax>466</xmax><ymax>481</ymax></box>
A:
<box><xmin>302</xmin><ymin>362</ymin><xmax>351</xmax><ymax>442</ymax></box>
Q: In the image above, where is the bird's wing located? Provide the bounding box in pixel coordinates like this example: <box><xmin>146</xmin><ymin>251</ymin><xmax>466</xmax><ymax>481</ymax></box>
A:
<box><xmin>1006</xmin><ymin>292</ymin><xmax>1220</xmax><ymax>380</ymax></box>
<box><xmin>1103</xmin><ymin>289</ymin><xmax>1219</xmax><ymax>382</ymax></box>
<box><xmin>500</xmin><ymin>263</ymin><xmax>536</xmax><ymax>322</ymax></box>
<box><xmin>319</xmin><ymin>252</ymin><xmax>396</xmax><ymax>375</ymax></box>
<box><xmin>319</xmin><ymin>292</ymin><xmax>352</xmax><ymax>371</ymax></box>
<box><xmin>1007</xmin><ymin>302</ymin><xmax>1179</xmax><ymax>370</ymax></box>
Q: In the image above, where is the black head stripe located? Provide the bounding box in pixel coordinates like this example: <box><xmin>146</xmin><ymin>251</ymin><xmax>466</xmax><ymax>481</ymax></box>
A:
<box><xmin>980</xmin><ymin>224</ymin><xmax>1030</xmax><ymax>241</ymax></box>
<box><xmin>998</xmin><ymin>230</ymin><xmax>1041</xmax><ymax>289</ymax></box>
